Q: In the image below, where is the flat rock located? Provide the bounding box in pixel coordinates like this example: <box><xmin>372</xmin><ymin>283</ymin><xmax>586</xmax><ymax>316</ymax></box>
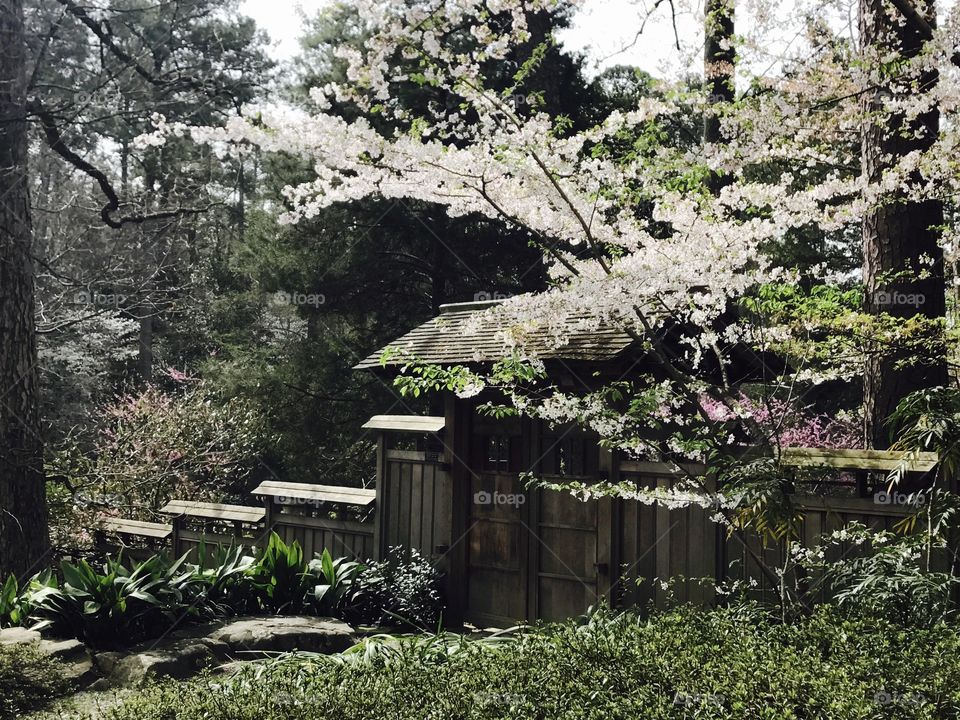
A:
<box><xmin>205</xmin><ymin>616</ymin><xmax>355</xmax><ymax>655</ymax></box>
<box><xmin>94</xmin><ymin>638</ymin><xmax>229</xmax><ymax>688</ymax></box>
<box><xmin>92</xmin><ymin>616</ymin><xmax>355</xmax><ymax>688</ymax></box>
<box><xmin>0</xmin><ymin>626</ymin><xmax>95</xmax><ymax>686</ymax></box>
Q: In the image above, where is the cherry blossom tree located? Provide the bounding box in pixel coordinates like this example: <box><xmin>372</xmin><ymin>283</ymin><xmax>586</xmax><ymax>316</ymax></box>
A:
<box><xmin>154</xmin><ymin>0</ymin><xmax>960</xmax><ymax>541</ymax></box>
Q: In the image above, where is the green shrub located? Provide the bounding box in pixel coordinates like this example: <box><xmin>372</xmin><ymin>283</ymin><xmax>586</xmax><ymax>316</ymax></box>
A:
<box><xmin>347</xmin><ymin>547</ymin><xmax>442</xmax><ymax>628</ymax></box>
<box><xmin>5</xmin><ymin>538</ymin><xmax>433</xmax><ymax>649</ymax></box>
<box><xmin>22</xmin><ymin>553</ymin><xmax>217</xmax><ymax>649</ymax></box>
<box><xmin>246</xmin><ymin>533</ymin><xmax>314</xmax><ymax>614</ymax></box>
<box><xmin>96</xmin><ymin>605</ymin><xmax>960</xmax><ymax>720</ymax></box>
<box><xmin>0</xmin><ymin>643</ymin><xmax>71</xmax><ymax>719</ymax></box>
<box><xmin>309</xmin><ymin>549</ymin><xmax>364</xmax><ymax>616</ymax></box>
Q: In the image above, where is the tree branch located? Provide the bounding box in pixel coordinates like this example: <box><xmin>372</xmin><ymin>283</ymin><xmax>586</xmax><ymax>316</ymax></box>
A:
<box><xmin>28</xmin><ymin>98</ymin><xmax>218</xmax><ymax>228</ymax></box>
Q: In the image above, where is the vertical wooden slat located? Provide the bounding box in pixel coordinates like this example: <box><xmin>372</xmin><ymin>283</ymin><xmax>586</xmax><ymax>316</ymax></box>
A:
<box><xmin>596</xmin><ymin>495</ymin><xmax>612</xmax><ymax>605</ymax></box>
<box><xmin>433</xmin><ymin>465</ymin><xmax>452</xmax><ymax>558</ymax></box>
<box><xmin>606</xmin><ymin>449</ymin><xmax>622</xmax><ymax>606</ymax></box>
<box><xmin>704</xmin><ymin>472</ymin><xmax>718</xmax><ymax>606</ymax></box>
<box><xmin>422</xmin><ymin>463</ymin><xmax>436</xmax><ymax>558</ymax></box>
<box><xmin>620</xmin><ymin>496</ymin><xmax>637</xmax><ymax>608</ymax></box>
<box><xmin>445</xmin><ymin>392</ymin><xmax>470</xmax><ymax>625</ymax></box>
<box><xmin>526</xmin><ymin>417</ymin><xmax>539</xmax><ymax>622</ymax></box>
<box><xmin>671</xmin><ymin>491</ymin><xmax>689</xmax><ymax>602</ymax></box>
<box><xmin>655</xmin><ymin>476</ymin><xmax>671</xmax><ymax>608</ymax></box>
<box><xmin>388</xmin><ymin>459</ymin><xmax>401</xmax><ymax>547</ymax></box>
<box><xmin>373</xmin><ymin>434</ymin><xmax>385</xmax><ymax>560</ymax></box>
<box><xmin>688</xmin><ymin>497</ymin><xmax>705</xmax><ymax>605</ymax></box>
<box><xmin>410</xmin><ymin>461</ymin><xmax>424</xmax><ymax>554</ymax></box>
<box><xmin>399</xmin><ymin>461</ymin><xmax>412</xmax><ymax>550</ymax></box>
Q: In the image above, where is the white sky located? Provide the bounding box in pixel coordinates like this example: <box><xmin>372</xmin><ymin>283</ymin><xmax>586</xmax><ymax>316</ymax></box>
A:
<box><xmin>238</xmin><ymin>0</ymin><xmax>699</xmax><ymax>78</ymax></box>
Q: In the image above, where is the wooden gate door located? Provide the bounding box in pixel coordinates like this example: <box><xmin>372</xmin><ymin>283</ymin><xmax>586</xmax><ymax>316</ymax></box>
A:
<box><xmin>463</xmin><ymin>418</ymin><xmax>612</xmax><ymax>626</ymax></box>
<box><xmin>465</xmin><ymin>468</ymin><xmax>530</xmax><ymax>627</ymax></box>
<box><xmin>529</xmin><ymin>483</ymin><xmax>608</xmax><ymax>621</ymax></box>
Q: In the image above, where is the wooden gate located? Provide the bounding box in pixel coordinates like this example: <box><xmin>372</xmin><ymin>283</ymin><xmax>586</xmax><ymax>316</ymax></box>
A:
<box><xmin>463</xmin><ymin>474</ymin><xmax>611</xmax><ymax>626</ymax></box>
<box><xmin>529</xmin><ymin>482</ymin><xmax>609</xmax><ymax>621</ymax></box>
<box><xmin>460</xmin><ymin>417</ymin><xmax>614</xmax><ymax>626</ymax></box>
<box><xmin>377</xmin><ymin>448</ymin><xmax>453</xmax><ymax>564</ymax></box>
<box><xmin>466</xmin><ymin>470</ymin><xmax>529</xmax><ymax>626</ymax></box>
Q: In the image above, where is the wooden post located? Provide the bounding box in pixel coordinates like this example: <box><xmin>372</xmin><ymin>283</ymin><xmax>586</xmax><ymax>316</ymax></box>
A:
<box><xmin>373</xmin><ymin>433</ymin><xmax>386</xmax><ymax>561</ymax></box>
<box><xmin>262</xmin><ymin>491</ymin><xmax>274</xmax><ymax>533</ymax></box>
<box><xmin>602</xmin><ymin>448</ymin><xmax>622</xmax><ymax>608</ymax></box>
<box><xmin>444</xmin><ymin>392</ymin><xmax>470</xmax><ymax>626</ymax></box>
<box><xmin>171</xmin><ymin>515</ymin><xmax>182</xmax><ymax>558</ymax></box>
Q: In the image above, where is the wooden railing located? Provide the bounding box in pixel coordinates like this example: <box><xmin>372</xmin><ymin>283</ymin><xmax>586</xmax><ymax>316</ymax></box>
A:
<box><xmin>97</xmin><ymin>481</ymin><xmax>377</xmax><ymax>562</ymax></box>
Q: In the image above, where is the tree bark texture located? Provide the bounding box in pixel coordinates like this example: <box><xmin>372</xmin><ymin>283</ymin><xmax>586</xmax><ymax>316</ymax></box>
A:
<box><xmin>860</xmin><ymin>0</ymin><xmax>946</xmax><ymax>448</ymax></box>
<box><xmin>0</xmin><ymin>0</ymin><xmax>50</xmax><ymax>578</ymax></box>
<box><xmin>704</xmin><ymin>0</ymin><xmax>735</xmax><ymax>149</ymax></box>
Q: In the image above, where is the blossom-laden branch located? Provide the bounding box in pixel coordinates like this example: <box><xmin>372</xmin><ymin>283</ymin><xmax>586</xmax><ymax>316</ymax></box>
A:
<box><xmin>146</xmin><ymin>0</ymin><xmax>960</xmax><ymax>509</ymax></box>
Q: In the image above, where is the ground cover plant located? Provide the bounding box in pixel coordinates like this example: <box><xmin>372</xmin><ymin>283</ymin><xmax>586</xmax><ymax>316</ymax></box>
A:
<box><xmin>90</xmin><ymin>605</ymin><xmax>960</xmax><ymax>720</ymax></box>
<box><xmin>0</xmin><ymin>643</ymin><xmax>72</xmax><ymax>720</ymax></box>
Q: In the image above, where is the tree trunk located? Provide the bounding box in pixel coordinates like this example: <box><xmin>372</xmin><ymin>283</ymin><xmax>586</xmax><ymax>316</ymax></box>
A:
<box><xmin>138</xmin><ymin>314</ymin><xmax>153</xmax><ymax>382</ymax></box>
<box><xmin>860</xmin><ymin>0</ymin><xmax>945</xmax><ymax>448</ymax></box>
<box><xmin>0</xmin><ymin>0</ymin><xmax>50</xmax><ymax>579</ymax></box>
<box><xmin>704</xmin><ymin>0</ymin><xmax>735</xmax><ymax>162</ymax></box>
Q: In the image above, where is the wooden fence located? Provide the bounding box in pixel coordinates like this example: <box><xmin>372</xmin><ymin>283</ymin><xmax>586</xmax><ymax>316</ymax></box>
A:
<box><xmin>378</xmin><ymin>450</ymin><xmax>936</xmax><ymax>626</ymax></box>
<box><xmin>613</xmin><ymin>458</ymin><xmax>934</xmax><ymax>610</ymax></box>
<box><xmin>99</xmin><ymin>481</ymin><xmax>377</xmax><ymax>564</ymax></box>
<box><xmin>99</xmin><ymin>429</ymin><xmax>943</xmax><ymax>626</ymax></box>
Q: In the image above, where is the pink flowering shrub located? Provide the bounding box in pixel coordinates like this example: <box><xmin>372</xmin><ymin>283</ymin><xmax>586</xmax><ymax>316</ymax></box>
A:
<box><xmin>699</xmin><ymin>394</ymin><xmax>861</xmax><ymax>450</ymax></box>
<box><xmin>46</xmin><ymin>374</ymin><xmax>274</xmax><ymax>549</ymax></box>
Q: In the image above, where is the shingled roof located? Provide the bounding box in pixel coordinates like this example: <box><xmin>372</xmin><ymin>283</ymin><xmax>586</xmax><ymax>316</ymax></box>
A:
<box><xmin>353</xmin><ymin>299</ymin><xmax>636</xmax><ymax>370</ymax></box>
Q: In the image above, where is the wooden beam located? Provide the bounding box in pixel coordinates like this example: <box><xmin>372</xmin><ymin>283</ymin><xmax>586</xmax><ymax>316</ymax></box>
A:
<box><xmin>159</xmin><ymin>500</ymin><xmax>266</xmax><ymax>524</ymax></box>
<box><xmin>361</xmin><ymin>415</ymin><xmax>446</xmax><ymax>433</ymax></box>
<box><xmin>97</xmin><ymin>516</ymin><xmax>172</xmax><ymax>539</ymax></box>
<box><xmin>251</xmin><ymin>481</ymin><xmax>376</xmax><ymax>506</ymax></box>
<box><xmin>780</xmin><ymin>447</ymin><xmax>938</xmax><ymax>472</ymax></box>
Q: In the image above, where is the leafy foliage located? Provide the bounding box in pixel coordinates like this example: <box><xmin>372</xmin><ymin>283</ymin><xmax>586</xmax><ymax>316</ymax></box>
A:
<box><xmin>0</xmin><ymin>575</ymin><xmax>24</xmax><ymax>628</ymax></box>
<box><xmin>248</xmin><ymin>533</ymin><xmax>314</xmax><ymax>614</ymax></box>
<box><xmin>2</xmin><ymin>539</ymin><xmax>443</xmax><ymax>648</ymax></box>
<box><xmin>20</xmin><ymin>553</ymin><xmax>210</xmax><ymax>648</ymax></box>
<box><xmin>793</xmin><ymin>521</ymin><xmax>960</xmax><ymax>626</ymax></box>
<box><xmin>98</xmin><ymin>606</ymin><xmax>960</xmax><ymax>719</ymax></box>
<box><xmin>346</xmin><ymin>547</ymin><xmax>443</xmax><ymax>629</ymax></box>
<box><xmin>309</xmin><ymin>549</ymin><xmax>364</xmax><ymax>616</ymax></box>
<box><xmin>0</xmin><ymin>642</ymin><xmax>72</xmax><ymax>720</ymax></box>
<box><xmin>46</xmin><ymin>381</ymin><xmax>274</xmax><ymax>550</ymax></box>
<box><xmin>889</xmin><ymin>386</ymin><xmax>960</xmax><ymax>484</ymax></box>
